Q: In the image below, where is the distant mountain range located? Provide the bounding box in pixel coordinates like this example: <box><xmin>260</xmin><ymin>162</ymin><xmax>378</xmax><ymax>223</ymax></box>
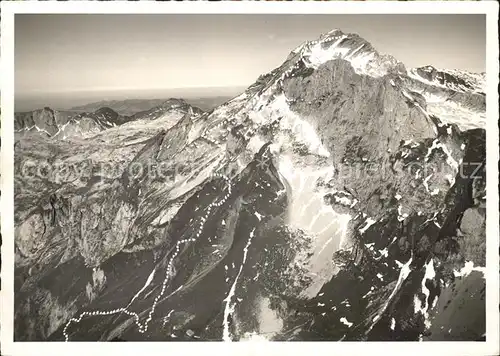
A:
<box><xmin>68</xmin><ymin>96</ymin><xmax>234</xmax><ymax>115</ymax></box>
<box><xmin>14</xmin><ymin>28</ymin><xmax>487</xmax><ymax>343</ymax></box>
<box><xmin>14</xmin><ymin>99</ymin><xmax>204</xmax><ymax>140</ymax></box>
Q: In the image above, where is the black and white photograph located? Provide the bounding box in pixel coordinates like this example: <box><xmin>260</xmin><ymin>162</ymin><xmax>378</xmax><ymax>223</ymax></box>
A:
<box><xmin>1</xmin><ymin>2</ymin><xmax>499</xmax><ymax>354</ymax></box>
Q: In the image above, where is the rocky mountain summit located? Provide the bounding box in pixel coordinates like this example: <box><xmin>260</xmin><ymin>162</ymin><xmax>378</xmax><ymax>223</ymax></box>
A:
<box><xmin>14</xmin><ymin>99</ymin><xmax>203</xmax><ymax>141</ymax></box>
<box><xmin>14</xmin><ymin>29</ymin><xmax>486</xmax><ymax>342</ymax></box>
<box><xmin>14</xmin><ymin>106</ymin><xmax>128</xmax><ymax>140</ymax></box>
<box><xmin>14</xmin><ymin>107</ymin><xmax>77</xmax><ymax>138</ymax></box>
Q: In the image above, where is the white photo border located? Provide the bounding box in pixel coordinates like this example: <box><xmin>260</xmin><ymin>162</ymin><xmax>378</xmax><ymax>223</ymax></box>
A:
<box><xmin>1</xmin><ymin>2</ymin><xmax>498</xmax><ymax>356</ymax></box>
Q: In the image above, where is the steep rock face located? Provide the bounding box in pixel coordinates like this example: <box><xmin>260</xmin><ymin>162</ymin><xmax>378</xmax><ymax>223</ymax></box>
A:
<box><xmin>14</xmin><ymin>29</ymin><xmax>487</xmax><ymax>342</ymax></box>
<box><xmin>282</xmin><ymin>59</ymin><xmax>441</xmax><ymax>217</ymax></box>
<box><xmin>53</xmin><ymin>107</ymin><xmax>133</xmax><ymax>139</ymax></box>
<box><xmin>283</xmin><ymin>128</ymin><xmax>485</xmax><ymax>342</ymax></box>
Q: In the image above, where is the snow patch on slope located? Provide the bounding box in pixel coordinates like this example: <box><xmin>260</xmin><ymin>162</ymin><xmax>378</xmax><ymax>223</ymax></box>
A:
<box><xmin>426</xmin><ymin>101</ymin><xmax>486</xmax><ymax>131</ymax></box>
<box><xmin>297</xmin><ymin>32</ymin><xmax>397</xmax><ymax>78</ymax></box>
<box><xmin>453</xmin><ymin>261</ymin><xmax>486</xmax><ymax>278</ymax></box>
<box><xmin>276</xmin><ymin>154</ymin><xmax>351</xmax><ymax>298</ymax></box>
<box><xmin>248</xmin><ymin>94</ymin><xmax>330</xmax><ymax>158</ymax></box>
<box><xmin>222</xmin><ymin>229</ymin><xmax>255</xmax><ymax>342</ymax></box>
<box><xmin>414</xmin><ymin>259</ymin><xmax>436</xmax><ymax>328</ymax></box>
<box><xmin>367</xmin><ymin>257</ymin><xmax>413</xmax><ymax>334</ymax></box>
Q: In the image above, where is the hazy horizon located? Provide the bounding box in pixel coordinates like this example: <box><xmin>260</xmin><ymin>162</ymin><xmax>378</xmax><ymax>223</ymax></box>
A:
<box><xmin>15</xmin><ymin>86</ymin><xmax>245</xmax><ymax>112</ymax></box>
<box><xmin>15</xmin><ymin>14</ymin><xmax>486</xmax><ymax>111</ymax></box>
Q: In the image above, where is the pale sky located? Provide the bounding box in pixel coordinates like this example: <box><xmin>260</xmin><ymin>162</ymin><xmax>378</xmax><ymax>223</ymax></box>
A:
<box><xmin>15</xmin><ymin>14</ymin><xmax>486</xmax><ymax>96</ymax></box>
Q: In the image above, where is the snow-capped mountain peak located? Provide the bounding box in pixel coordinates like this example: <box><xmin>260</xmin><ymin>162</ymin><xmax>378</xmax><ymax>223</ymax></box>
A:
<box><xmin>290</xmin><ymin>29</ymin><xmax>406</xmax><ymax>78</ymax></box>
